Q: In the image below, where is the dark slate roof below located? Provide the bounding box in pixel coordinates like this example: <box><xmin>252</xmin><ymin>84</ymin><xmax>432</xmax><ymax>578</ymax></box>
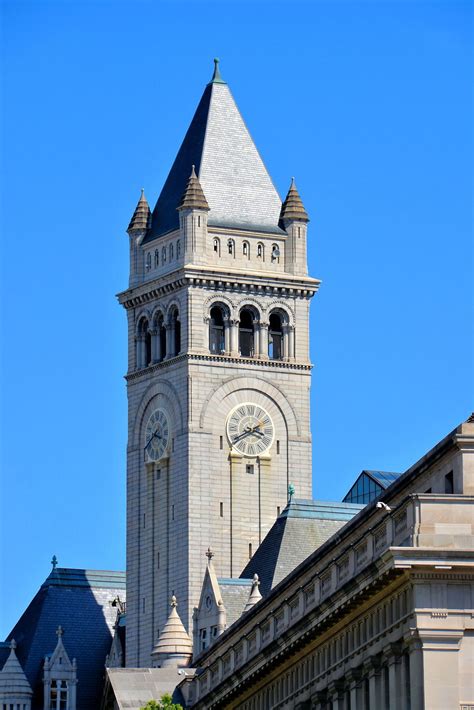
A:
<box><xmin>4</xmin><ymin>568</ymin><xmax>125</xmax><ymax>710</ymax></box>
<box><xmin>217</xmin><ymin>578</ymin><xmax>252</xmax><ymax>628</ymax></box>
<box><xmin>146</xmin><ymin>76</ymin><xmax>282</xmax><ymax>241</ymax></box>
<box><xmin>240</xmin><ymin>499</ymin><xmax>363</xmax><ymax>596</ymax></box>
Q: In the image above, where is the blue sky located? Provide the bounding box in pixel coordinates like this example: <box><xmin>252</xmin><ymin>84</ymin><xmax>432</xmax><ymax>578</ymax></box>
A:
<box><xmin>1</xmin><ymin>0</ymin><xmax>472</xmax><ymax>637</ymax></box>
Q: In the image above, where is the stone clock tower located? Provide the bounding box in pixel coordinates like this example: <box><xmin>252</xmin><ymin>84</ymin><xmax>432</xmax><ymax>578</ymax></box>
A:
<box><xmin>119</xmin><ymin>60</ymin><xmax>320</xmax><ymax>666</ymax></box>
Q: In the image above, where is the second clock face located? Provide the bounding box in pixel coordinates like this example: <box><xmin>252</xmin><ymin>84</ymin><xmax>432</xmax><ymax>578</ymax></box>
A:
<box><xmin>145</xmin><ymin>408</ymin><xmax>170</xmax><ymax>462</ymax></box>
<box><xmin>226</xmin><ymin>403</ymin><xmax>274</xmax><ymax>457</ymax></box>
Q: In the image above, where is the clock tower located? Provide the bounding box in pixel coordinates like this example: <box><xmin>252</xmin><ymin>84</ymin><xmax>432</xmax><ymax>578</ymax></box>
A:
<box><xmin>119</xmin><ymin>60</ymin><xmax>320</xmax><ymax>666</ymax></box>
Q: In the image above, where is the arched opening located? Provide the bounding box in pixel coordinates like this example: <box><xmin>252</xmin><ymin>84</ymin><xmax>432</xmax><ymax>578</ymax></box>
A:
<box><xmin>145</xmin><ymin>326</ymin><xmax>152</xmax><ymax>365</ymax></box>
<box><xmin>213</xmin><ymin>237</ymin><xmax>220</xmax><ymax>255</ymax></box>
<box><xmin>209</xmin><ymin>306</ymin><xmax>225</xmax><ymax>354</ymax></box>
<box><xmin>242</xmin><ymin>241</ymin><xmax>250</xmax><ymax>259</ymax></box>
<box><xmin>153</xmin><ymin>313</ymin><xmax>166</xmax><ymax>363</ymax></box>
<box><xmin>137</xmin><ymin>317</ymin><xmax>151</xmax><ymax>368</ymax></box>
<box><xmin>257</xmin><ymin>242</ymin><xmax>264</xmax><ymax>260</ymax></box>
<box><xmin>227</xmin><ymin>239</ymin><xmax>235</xmax><ymax>256</ymax></box>
<box><xmin>169</xmin><ymin>243</ymin><xmax>174</xmax><ymax>261</ymax></box>
<box><xmin>239</xmin><ymin>308</ymin><xmax>255</xmax><ymax>357</ymax></box>
<box><xmin>268</xmin><ymin>312</ymin><xmax>283</xmax><ymax>360</ymax></box>
<box><xmin>168</xmin><ymin>307</ymin><xmax>180</xmax><ymax>357</ymax></box>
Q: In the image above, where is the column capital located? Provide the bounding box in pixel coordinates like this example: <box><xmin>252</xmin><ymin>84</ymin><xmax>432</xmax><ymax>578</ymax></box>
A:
<box><xmin>363</xmin><ymin>654</ymin><xmax>383</xmax><ymax>677</ymax></box>
<box><xmin>346</xmin><ymin>667</ymin><xmax>362</xmax><ymax>688</ymax></box>
<box><xmin>382</xmin><ymin>641</ymin><xmax>403</xmax><ymax>665</ymax></box>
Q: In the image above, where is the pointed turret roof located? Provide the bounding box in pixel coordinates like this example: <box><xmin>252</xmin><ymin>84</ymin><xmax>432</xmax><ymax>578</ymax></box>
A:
<box><xmin>151</xmin><ymin>596</ymin><xmax>192</xmax><ymax>667</ymax></box>
<box><xmin>243</xmin><ymin>574</ymin><xmax>262</xmax><ymax>612</ymax></box>
<box><xmin>127</xmin><ymin>189</ymin><xmax>151</xmax><ymax>234</ymax></box>
<box><xmin>146</xmin><ymin>60</ymin><xmax>283</xmax><ymax>240</ymax></box>
<box><xmin>279</xmin><ymin>178</ymin><xmax>309</xmax><ymax>224</ymax></box>
<box><xmin>177</xmin><ymin>166</ymin><xmax>210</xmax><ymax>211</ymax></box>
<box><xmin>0</xmin><ymin>640</ymin><xmax>33</xmax><ymax>699</ymax></box>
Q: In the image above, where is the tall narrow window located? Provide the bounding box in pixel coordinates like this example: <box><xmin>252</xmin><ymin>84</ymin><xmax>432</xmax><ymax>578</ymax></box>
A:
<box><xmin>213</xmin><ymin>237</ymin><xmax>220</xmax><ymax>255</ymax></box>
<box><xmin>154</xmin><ymin>249</ymin><xmax>159</xmax><ymax>267</ymax></box>
<box><xmin>146</xmin><ymin>252</ymin><xmax>152</xmax><ymax>271</ymax></box>
<box><xmin>209</xmin><ymin>306</ymin><xmax>225</xmax><ymax>354</ymax></box>
<box><xmin>171</xmin><ymin>504</ymin><xmax>175</xmax><ymax>521</ymax></box>
<box><xmin>177</xmin><ymin>239</ymin><xmax>181</xmax><ymax>257</ymax></box>
<box><xmin>276</xmin><ymin>440</ymin><xmax>280</xmax><ymax>454</ymax></box>
<box><xmin>445</xmin><ymin>471</ymin><xmax>454</xmax><ymax>494</ymax></box>
<box><xmin>242</xmin><ymin>241</ymin><xmax>250</xmax><ymax>258</ymax></box>
<box><xmin>257</xmin><ymin>242</ymin><xmax>264</xmax><ymax>259</ymax></box>
<box><xmin>249</xmin><ymin>543</ymin><xmax>253</xmax><ymax>559</ymax></box>
<box><xmin>169</xmin><ymin>243</ymin><xmax>174</xmax><ymax>261</ymax></box>
<box><xmin>219</xmin><ymin>435</ymin><xmax>223</xmax><ymax>450</ymax></box>
<box><xmin>239</xmin><ymin>309</ymin><xmax>255</xmax><ymax>357</ymax></box>
<box><xmin>268</xmin><ymin>312</ymin><xmax>283</xmax><ymax>360</ymax></box>
<box><xmin>162</xmin><ymin>246</ymin><xmax>166</xmax><ymax>263</ymax></box>
<box><xmin>227</xmin><ymin>239</ymin><xmax>235</xmax><ymax>256</ymax></box>
<box><xmin>159</xmin><ymin>317</ymin><xmax>166</xmax><ymax>361</ymax></box>
<box><xmin>220</xmin><ymin>502</ymin><xmax>224</xmax><ymax>517</ymax></box>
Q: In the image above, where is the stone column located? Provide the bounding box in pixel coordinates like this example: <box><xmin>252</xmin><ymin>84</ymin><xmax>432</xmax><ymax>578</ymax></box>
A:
<box><xmin>288</xmin><ymin>324</ymin><xmax>295</xmax><ymax>359</ymax></box>
<box><xmin>165</xmin><ymin>323</ymin><xmax>172</xmax><ymax>359</ymax></box>
<box><xmin>155</xmin><ymin>327</ymin><xmax>162</xmax><ymax>362</ymax></box>
<box><xmin>406</xmin><ymin>636</ymin><xmax>423</xmax><ymax>710</ymax></box>
<box><xmin>203</xmin><ymin>317</ymin><xmax>210</xmax><ymax>353</ymax></box>
<box><xmin>346</xmin><ymin>669</ymin><xmax>361</xmax><ymax>709</ymax></box>
<box><xmin>327</xmin><ymin>680</ymin><xmax>345</xmax><ymax>710</ymax></box>
<box><xmin>416</xmin><ymin>629</ymin><xmax>463</xmax><ymax>710</ymax></box>
<box><xmin>253</xmin><ymin>323</ymin><xmax>259</xmax><ymax>357</ymax></box>
<box><xmin>364</xmin><ymin>657</ymin><xmax>382</xmax><ymax>709</ymax></box>
<box><xmin>224</xmin><ymin>318</ymin><xmax>231</xmax><ymax>354</ymax></box>
<box><xmin>282</xmin><ymin>324</ymin><xmax>289</xmax><ymax>360</ymax></box>
<box><xmin>259</xmin><ymin>321</ymin><xmax>269</xmax><ymax>359</ymax></box>
<box><xmin>383</xmin><ymin>643</ymin><xmax>402</xmax><ymax>710</ymax></box>
<box><xmin>136</xmin><ymin>335</ymin><xmax>145</xmax><ymax>369</ymax></box>
<box><xmin>230</xmin><ymin>319</ymin><xmax>239</xmax><ymax>356</ymax></box>
<box><xmin>149</xmin><ymin>329</ymin><xmax>158</xmax><ymax>363</ymax></box>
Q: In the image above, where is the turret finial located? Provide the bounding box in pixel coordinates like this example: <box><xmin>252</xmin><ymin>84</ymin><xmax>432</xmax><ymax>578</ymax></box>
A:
<box><xmin>10</xmin><ymin>639</ymin><xmax>17</xmax><ymax>650</ymax></box>
<box><xmin>209</xmin><ymin>57</ymin><xmax>226</xmax><ymax>85</ymax></box>
<box><xmin>51</xmin><ymin>555</ymin><xmax>58</xmax><ymax>571</ymax></box>
<box><xmin>288</xmin><ymin>483</ymin><xmax>295</xmax><ymax>502</ymax></box>
<box><xmin>206</xmin><ymin>546</ymin><xmax>215</xmax><ymax>562</ymax></box>
<box><xmin>170</xmin><ymin>594</ymin><xmax>177</xmax><ymax>608</ymax></box>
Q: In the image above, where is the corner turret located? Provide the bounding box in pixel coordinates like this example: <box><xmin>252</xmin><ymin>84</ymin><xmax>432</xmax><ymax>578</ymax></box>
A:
<box><xmin>178</xmin><ymin>166</ymin><xmax>210</xmax><ymax>265</ymax></box>
<box><xmin>151</xmin><ymin>596</ymin><xmax>193</xmax><ymax>669</ymax></box>
<box><xmin>127</xmin><ymin>189</ymin><xmax>151</xmax><ymax>286</ymax></box>
<box><xmin>280</xmin><ymin>178</ymin><xmax>309</xmax><ymax>276</ymax></box>
<box><xmin>0</xmin><ymin>640</ymin><xmax>33</xmax><ymax>710</ymax></box>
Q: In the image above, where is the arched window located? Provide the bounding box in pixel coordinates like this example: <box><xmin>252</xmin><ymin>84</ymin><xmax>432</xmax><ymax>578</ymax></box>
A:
<box><xmin>271</xmin><ymin>243</ymin><xmax>280</xmax><ymax>262</ymax></box>
<box><xmin>153</xmin><ymin>313</ymin><xmax>166</xmax><ymax>363</ymax></box>
<box><xmin>177</xmin><ymin>239</ymin><xmax>181</xmax><ymax>258</ymax></box>
<box><xmin>209</xmin><ymin>306</ymin><xmax>225</xmax><ymax>354</ymax></box>
<box><xmin>257</xmin><ymin>242</ymin><xmax>264</xmax><ymax>260</ymax></box>
<box><xmin>168</xmin><ymin>307</ymin><xmax>180</xmax><ymax>357</ymax></box>
<box><xmin>227</xmin><ymin>239</ymin><xmax>235</xmax><ymax>256</ymax></box>
<box><xmin>242</xmin><ymin>241</ymin><xmax>250</xmax><ymax>259</ymax></box>
<box><xmin>145</xmin><ymin>252</ymin><xmax>152</xmax><ymax>271</ymax></box>
<box><xmin>162</xmin><ymin>246</ymin><xmax>166</xmax><ymax>264</ymax></box>
<box><xmin>268</xmin><ymin>312</ymin><xmax>283</xmax><ymax>360</ymax></box>
<box><xmin>169</xmin><ymin>243</ymin><xmax>174</xmax><ymax>261</ymax></box>
<box><xmin>239</xmin><ymin>309</ymin><xmax>255</xmax><ymax>357</ymax></box>
<box><xmin>154</xmin><ymin>249</ymin><xmax>159</xmax><ymax>267</ymax></box>
<box><xmin>213</xmin><ymin>238</ymin><xmax>220</xmax><ymax>255</ymax></box>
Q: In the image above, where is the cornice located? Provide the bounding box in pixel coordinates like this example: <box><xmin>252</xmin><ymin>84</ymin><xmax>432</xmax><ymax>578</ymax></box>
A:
<box><xmin>117</xmin><ymin>266</ymin><xmax>320</xmax><ymax>309</ymax></box>
<box><xmin>125</xmin><ymin>352</ymin><xmax>312</xmax><ymax>382</ymax></box>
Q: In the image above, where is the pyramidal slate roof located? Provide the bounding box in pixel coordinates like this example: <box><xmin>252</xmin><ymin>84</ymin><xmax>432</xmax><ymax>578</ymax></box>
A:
<box><xmin>4</xmin><ymin>567</ymin><xmax>125</xmax><ymax>710</ymax></box>
<box><xmin>240</xmin><ymin>499</ymin><xmax>363</xmax><ymax>596</ymax></box>
<box><xmin>146</xmin><ymin>60</ymin><xmax>283</xmax><ymax>241</ymax></box>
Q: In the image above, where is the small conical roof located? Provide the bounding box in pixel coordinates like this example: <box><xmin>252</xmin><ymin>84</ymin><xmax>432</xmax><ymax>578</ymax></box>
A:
<box><xmin>0</xmin><ymin>640</ymin><xmax>33</xmax><ymax>698</ymax></box>
<box><xmin>244</xmin><ymin>574</ymin><xmax>262</xmax><ymax>612</ymax></box>
<box><xmin>152</xmin><ymin>596</ymin><xmax>192</xmax><ymax>658</ymax></box>
<box><xmin>279</xmin><ymin>178</ymin><xmax>309</xmax><ymax>224</ymax></box>
<box><xmin>177</xmin><ymin>166</ymin><xmax>210</xmax><ymax>212</ymax></box>
<box><xmin>127</xmin><ymin>189</ymin><xmax>152</xmax><ymax>233</ymax></box>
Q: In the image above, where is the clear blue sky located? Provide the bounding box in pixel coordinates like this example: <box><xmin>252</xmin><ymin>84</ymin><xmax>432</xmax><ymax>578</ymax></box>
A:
<box><xmin>1</xmin><ymin>0</ymin><xmax>472</xmax><ymax>637</ymax></box>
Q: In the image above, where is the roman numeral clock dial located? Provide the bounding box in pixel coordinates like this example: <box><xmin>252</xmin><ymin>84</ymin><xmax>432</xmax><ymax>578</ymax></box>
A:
<box><xmin>144</xmin><ymin>408</ymin><xmax>170</xmax><ymax>462</ymax></box>
<box><xmin>226</xmin><ymin>403</ymin><xmax>274</xmax><ymax>457</ymax></box>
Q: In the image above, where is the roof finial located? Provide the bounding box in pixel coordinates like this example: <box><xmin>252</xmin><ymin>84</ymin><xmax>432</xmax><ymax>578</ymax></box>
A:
<box><xmin>288</xmin><ymin>483</ymin><xmax>295</xmax><ymax>502</ymax></box>
<box><xmin>56</xmin><ymin>625</ymin><xmax>63</xmax><ymax>638</ymax></box>
<box><xmin>51</xmin><ymin>555</ymin><xmax>58</xmax><ymax>571</ymax></box>
<box><xmin>170</xmin><ymin>594</ymin><xmax>177</xmax><ymax>608</ymax></box>
<box><xmin>209</xmin><ymin>57</ymin><xmax>225</xmax><ymax>85</ymax></box>
<box><xmin>206</xmin><ymin>546</ymin><xmax>215</xmax><ymax>563</ymax></box>
<box><xmin>10</xmin><ymin>639</ymin><xmax>17</xmax><ymax>651</ymax></box>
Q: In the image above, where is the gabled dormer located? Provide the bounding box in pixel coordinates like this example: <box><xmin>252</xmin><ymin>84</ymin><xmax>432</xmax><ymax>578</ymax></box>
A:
<box><xmin>192</xmin><ymin>549</ymin><xmax>226</xmax><ymax>656</ymax></box>
<box><xmin>43</xmin><ymin>626</ymin><xmax>77</xmax><ymax>710</ymax></box>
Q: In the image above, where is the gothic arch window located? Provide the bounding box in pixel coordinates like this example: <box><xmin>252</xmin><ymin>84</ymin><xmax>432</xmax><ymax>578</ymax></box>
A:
<box><xmin>209</xmin><ymin>306</ymin><xmax>225</xmax><ymax>355</ymax></box>
<box><xmin>162</xmin><ymin>246</ymin><xmax>166</xmax><ymax>264</ymax></box>
<box><xmin>213</xmin><ymin>237</ymin><xmax>220</xmax><ymax>255</ymax></box>
<box><xmin>256</xmin><ymin>242</ymin><xmax>264</xmax><ymax>260</ymax></box>
<box><xmin>177</xmin><ymin>239</ymin><xmax>181</xmax><ymax>258</ymax></box>
<box><xmin>242</xmin><ymin>241</ymin><xmax>250</xmax><ymax>259</ymax></box>
<box><xmin>145</xmin><ymin>252</ymin><xmax>152</xmax><ymax>272</ymax></box>
<box><xmin>227</xmin><ymin>239</ymin><xmax>235</xmax><ymax>257</ymax></box>
<box><xmin>268</xmin><ymin>312</ymin><xmax>283</xmax><ymax>360</ymax></box>
<box><xmin>169</xmin><ymin>243</ymin><xmax>174</xmax><ymax>261</ymax></box>
<box><xmin>154</xmin><ymin>249</ymin><xmax>159</xmax><ymax>268</ymax></box>
<box><xmin>239</xmin><ymin>308</ymin><xmax>256</xmax><ymax>357</ymax></box>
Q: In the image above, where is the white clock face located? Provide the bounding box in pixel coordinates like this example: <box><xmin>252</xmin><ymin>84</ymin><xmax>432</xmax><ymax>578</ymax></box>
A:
<box><xmin>226</xmin><ymin>403</ymin><xmax>274</xmax><ymax>457</ymax></box>
<box><xmin>145</xmin><ymin>408</ymin><xmax>170</xmax><ymax>462</ymax></box>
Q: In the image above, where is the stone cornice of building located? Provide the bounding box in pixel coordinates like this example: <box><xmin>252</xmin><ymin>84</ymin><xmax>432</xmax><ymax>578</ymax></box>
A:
<box><xmin>185</xmin><ymin>488</ymin><xmax>474</xmax><ymax>707</ymax></box>
<box><xmin>117</xmin><ymin>266</ymin><xmax>321</xmax><ymax>310</ymax></box>
<box><xmin>125</xmin><ymin>352</ymin><xmax>312</xmax><ymax>382</ymax></box>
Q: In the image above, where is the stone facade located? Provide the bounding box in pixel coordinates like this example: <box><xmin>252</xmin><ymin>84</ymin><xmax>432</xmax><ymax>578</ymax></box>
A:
<box><xmin>120</xmin><ymin>66</ymin><xmax>320</xmax><ymax>666</ymax></box>
<box><xmin>179</xmin><ymin>418</ymin><xmax>474</xmax><ymax>710</ymax></box>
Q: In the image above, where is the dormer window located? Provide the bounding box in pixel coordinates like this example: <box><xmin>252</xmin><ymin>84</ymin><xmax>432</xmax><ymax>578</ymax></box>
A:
<box><xmin>49</xmin><ymin>679</ymin><xmax>68</xmax><ymax>710</ymax></box>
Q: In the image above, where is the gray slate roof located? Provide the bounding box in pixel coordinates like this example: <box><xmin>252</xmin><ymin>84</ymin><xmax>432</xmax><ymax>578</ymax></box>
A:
<box><xmin>4</xmin><ymin>567</ymin><xmax>125</xmax><ymax>710</ymax></box>
<box><xmin>217</xmin><ymin>578</ymin><xmax>253</xmax><ymax>627</ymax></box>
<box><xmin>146</xmin><ymin>65</ymin><xmax>283</xmax><ymax>240</ymax></box>
<box><xmin>240</xmin><ymin>499</ymin><xmax>363</xmax><ymax>596</ymax></box>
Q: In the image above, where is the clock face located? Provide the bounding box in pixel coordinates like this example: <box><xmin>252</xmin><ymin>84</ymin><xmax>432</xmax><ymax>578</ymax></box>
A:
<box><xmin>226</xmin><ymin>403</ymin><xmax>274</xmax><ymax>457</ymax></box>
<box><xmin>145</xmin><ymin>408</ymin><xmax>170</xmax><ymax>462</ymax></box>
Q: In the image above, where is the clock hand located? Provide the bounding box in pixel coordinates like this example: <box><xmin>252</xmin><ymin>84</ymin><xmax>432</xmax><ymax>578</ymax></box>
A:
<box><xmin>144</xmin><ymin>429</ymin><xmax>162</xmax><ymax>450</ymax></box>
